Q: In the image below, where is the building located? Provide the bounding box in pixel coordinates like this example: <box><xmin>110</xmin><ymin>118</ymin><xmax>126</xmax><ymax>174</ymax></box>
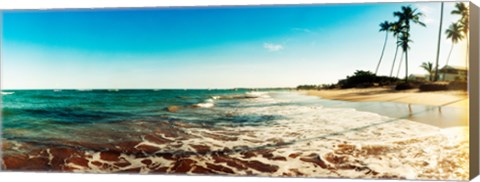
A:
<box><xmin>439</xmin><ymin>65</ymin><xmax>468</xmax><ymax>81</ymax></box>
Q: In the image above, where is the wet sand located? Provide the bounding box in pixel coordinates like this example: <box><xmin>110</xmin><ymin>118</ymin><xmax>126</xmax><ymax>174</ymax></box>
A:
<box><xmin>303</xmin><ymin>88</ymin><xmax>469</xmax><ymax>128</ymax></box>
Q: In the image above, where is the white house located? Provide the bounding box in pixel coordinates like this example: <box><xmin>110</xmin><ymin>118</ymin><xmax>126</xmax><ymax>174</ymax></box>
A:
<box><xmin>439</xmin><ymin>65</ymin><xmax>468</xmax><ymax>81</ymax></box>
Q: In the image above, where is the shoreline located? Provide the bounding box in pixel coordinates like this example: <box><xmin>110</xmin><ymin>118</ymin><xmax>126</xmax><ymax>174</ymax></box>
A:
<box><xmin>300</xmin><ymin>88</ymin><xmax>469</xmax><ymax>128</ymax></box>
<box><xmin>1</xmin><ymin>89</ymin><xmax>469</xmax><ymax>179</ymax></box>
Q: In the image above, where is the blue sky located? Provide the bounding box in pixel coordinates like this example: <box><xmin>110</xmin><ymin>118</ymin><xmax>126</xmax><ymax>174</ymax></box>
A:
<box><xmin>1</xmin><ymin>2</ymin><xmax>468</xmax><ymax>89</ymax></box>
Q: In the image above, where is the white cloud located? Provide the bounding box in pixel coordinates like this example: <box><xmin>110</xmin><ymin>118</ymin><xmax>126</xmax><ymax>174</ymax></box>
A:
<box><xmin>263</xmin><ymin>42</ymin><xmax>284</xmax><ymax>52</ymax></box>
<box><xmin>292</xmin><ymin>27</ymin><xmax>312</xmax><ymax>33</ymax></box>
<box><xmin>417</xmin><ymin>5</ymin><xmax>432</xmax><ymax>14</ymax></box>
<box><xmin>416</xmin><ymin>4</ymin><xmax>435</xmax><ymax>25</ymax></box>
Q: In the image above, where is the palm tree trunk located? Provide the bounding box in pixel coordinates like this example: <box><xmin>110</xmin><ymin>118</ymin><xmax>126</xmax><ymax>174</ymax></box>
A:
<box><xmin>390</xmin><ymin>44</ymin><xmax>399</xmax><ymax>77</ymax></box>
<box><xmin>396</xmin><ymin>51</ymin><xmax>404</xmax><ymax>78</ymax></box>
<box><xmin>434</xmin><ymin>2</ymin><xmax>444</xmax><ymax>81</ymax></box>
<box><xmin>405</xmin><ymin>51</ymin><xmax>409</xmax><ymax>82</ymax></box>
<box><xmin>443</xmin><ymin>43</ymin><xmax>454</xmax><ymax>81</ymax></box>
<box><xmin>375</xmin><ymin>32</ymin><xmax>389</xmax><ymax>75</ymax></box>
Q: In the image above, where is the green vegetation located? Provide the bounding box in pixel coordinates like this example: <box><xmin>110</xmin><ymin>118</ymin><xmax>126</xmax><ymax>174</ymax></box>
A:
<box><xmin>297</xmin><ymin>70</ymin><xmax>398</xmax><ymax>90</ymax></box>
<box><xmin>338</xmin><ymin>70</ymin><xmax>398</xmax><ymax>89</ymax></box>
<box><xmin>420</xmin><ymin>62</ymin><xmax>434</xmax><ymax>81</ymax></box>
<box><xmin>296</xmin><ymin>84</ymin><xmax>337</xmax><ymax>90</ymax></box>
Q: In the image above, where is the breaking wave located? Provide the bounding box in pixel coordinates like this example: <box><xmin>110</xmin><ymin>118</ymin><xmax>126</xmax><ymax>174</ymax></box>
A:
<box><xmin>1</xmin><ymin>92</ymin><xmax>14</xmax><ymax>95</ymax></box>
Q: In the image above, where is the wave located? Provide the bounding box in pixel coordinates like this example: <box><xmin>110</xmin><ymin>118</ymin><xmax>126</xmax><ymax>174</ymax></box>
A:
<box><xmin>193</xmin><ymin>92</ymin><xmax>259</xmax><ymax>108</ymax></box>
<box><xmin>245</xmin><ymin>91</ymin><xmax>270</xmax><ymax>98</ymax></box>
<box><xmin>211</xmin><ymin>92</ymin><xmax>271</xmax><ymax>100</ymax></box>
<box><xmin>1</xmin><ymin>92</ymin><xmax>14</xmax><ymax>95</ymax></box>
<box><xmin>194</xmin><ymin>98</ymin><xmax>215</xmax><ymax>108</ymax></box>
<box><xmin>77</xmin><ymin>89</ymin><xmax>93</xmax><ymax>92</ymax></box>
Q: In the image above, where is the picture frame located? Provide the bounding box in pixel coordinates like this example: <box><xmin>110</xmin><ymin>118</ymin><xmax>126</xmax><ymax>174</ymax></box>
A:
<box><xmin>1</xmin><ymin>0</ymin><xmax>479</xmax><ymax>181</ymax></box>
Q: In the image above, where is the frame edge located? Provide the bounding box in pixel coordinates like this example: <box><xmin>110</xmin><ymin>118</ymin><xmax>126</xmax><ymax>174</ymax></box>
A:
<box><xmin>469</xmin><ymin>1</ymin><xmax>479</xmax><ymax>180</ymax></box>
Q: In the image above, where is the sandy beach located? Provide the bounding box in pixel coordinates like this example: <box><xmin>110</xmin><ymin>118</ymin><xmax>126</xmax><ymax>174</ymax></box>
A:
<box><xmin>302</xmin><ymin>88</ymin><xmax>469</xmax><ymax>128</ymax></box>
<box><xmin>303</xmin><ymin>88</ymin><xmax>468</xmax><ymax>107</ymax></box>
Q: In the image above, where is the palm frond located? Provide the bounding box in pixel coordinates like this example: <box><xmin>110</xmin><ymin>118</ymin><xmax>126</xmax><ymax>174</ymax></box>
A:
<box><xmin>445</xmin><ymin>22</ymin><xmax>465</xmax><ymax>44</ymax></box>
<box><xmin>379</xmin><ymin>21</ymin><xmax>391</xmax><ymax>32</ymax></box>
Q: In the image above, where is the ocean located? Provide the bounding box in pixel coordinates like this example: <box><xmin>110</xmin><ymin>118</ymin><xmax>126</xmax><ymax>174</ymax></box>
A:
<box><xmin>0</xmin><ymin>89</ymin><xmax>469</xmax><ymax>180</ymax></box>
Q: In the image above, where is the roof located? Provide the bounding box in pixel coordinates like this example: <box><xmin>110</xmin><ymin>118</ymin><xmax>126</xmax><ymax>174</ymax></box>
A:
<box><xmin>440</xmin><ymin>65</ymin><xmax>467</xmax><ymax>71</ymax></box>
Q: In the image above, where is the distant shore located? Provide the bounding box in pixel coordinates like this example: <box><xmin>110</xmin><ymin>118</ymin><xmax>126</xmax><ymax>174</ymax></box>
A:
<box><xmin>301</xmin><ymin>88</ymin><xmax>469</xmax><ymax>128</ymax></box>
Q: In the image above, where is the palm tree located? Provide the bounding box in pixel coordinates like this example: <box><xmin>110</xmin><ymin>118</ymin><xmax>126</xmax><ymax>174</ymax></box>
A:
<box><xmin>443</xmin><ymin>22</ymin><xmax>464</xmax><ymax>80</ymax></box>
<box><xmin>397</xmin><ymin>32</ymin><xmax>412</xmax><ymax>81</ymax></box>
<box><xmin>394</xmin><ymin>6</ymin><xmax>426</xmax><ymax>29</ymax></box>
<box><xmin>396</xmin><ymin>49</ymin><xmax>404</xmax><ymax>78</ymax></box>
<box><xmin>375</xmin><ymin>21</ymin><xmax>392</xmax><ymax>75</ymax></box>
<box><xmin>420</xmin><ymin>62</ymin><xmax>434</xmax><ymax>81</ymax></box>
<box><xmin>389</xmin><ymin>21</ymin><xmax>402</xmax><ymax>77</ymax></box>
<box><xmin>434</xmin><ymin>2</ymin><xmax>444</xmax><ymax>81</ymax></box>
<box><xmin>393</xmin><ymin>6</ymin><xmax>426</xmax><ymax>82</ymax></box>
<box><xmin>452</xmin><ymin>2</ymin><xmax>469</xmax><ymax>69</ymax></box>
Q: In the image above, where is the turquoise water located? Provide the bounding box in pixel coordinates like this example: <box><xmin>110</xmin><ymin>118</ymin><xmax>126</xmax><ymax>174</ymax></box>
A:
<box><xmin>3</xmin><ymin>89</ymin><xmax>239</xmax><ymax>124</ymax></box>
<box><xmin>1</xmin><ymin>89</ymin><xmax>464</xmax><ymax>145</ymax></box>
<box><xmin>1</xmin><ymin>89</ymin><xmax>290</xmax><ymax>144</ymax></box>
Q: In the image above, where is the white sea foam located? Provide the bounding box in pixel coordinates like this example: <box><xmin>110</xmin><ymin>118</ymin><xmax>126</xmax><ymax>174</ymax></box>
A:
<box><xmin>245</xmin><ymin>91</ymin><xmax>270</xmax><ymax>98</ymax></box>
<box><xmin>1</xmin><ymin>92</ymin><xmax>14</xmax><ymax>95</ymax></box>
<box><xmin>61</xmin><ymin>91</ymin><xmax>468</xmax><ymax>179</ymax></box>
<box><xmin>195</xmin><ymin>98</ymin><xmax>215</xmax><ymax>108</ymax></box>
<box><xmin>200</xmin><ymin>91</ymin><xmax>467</xmax><ymax>179</ymax></box>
